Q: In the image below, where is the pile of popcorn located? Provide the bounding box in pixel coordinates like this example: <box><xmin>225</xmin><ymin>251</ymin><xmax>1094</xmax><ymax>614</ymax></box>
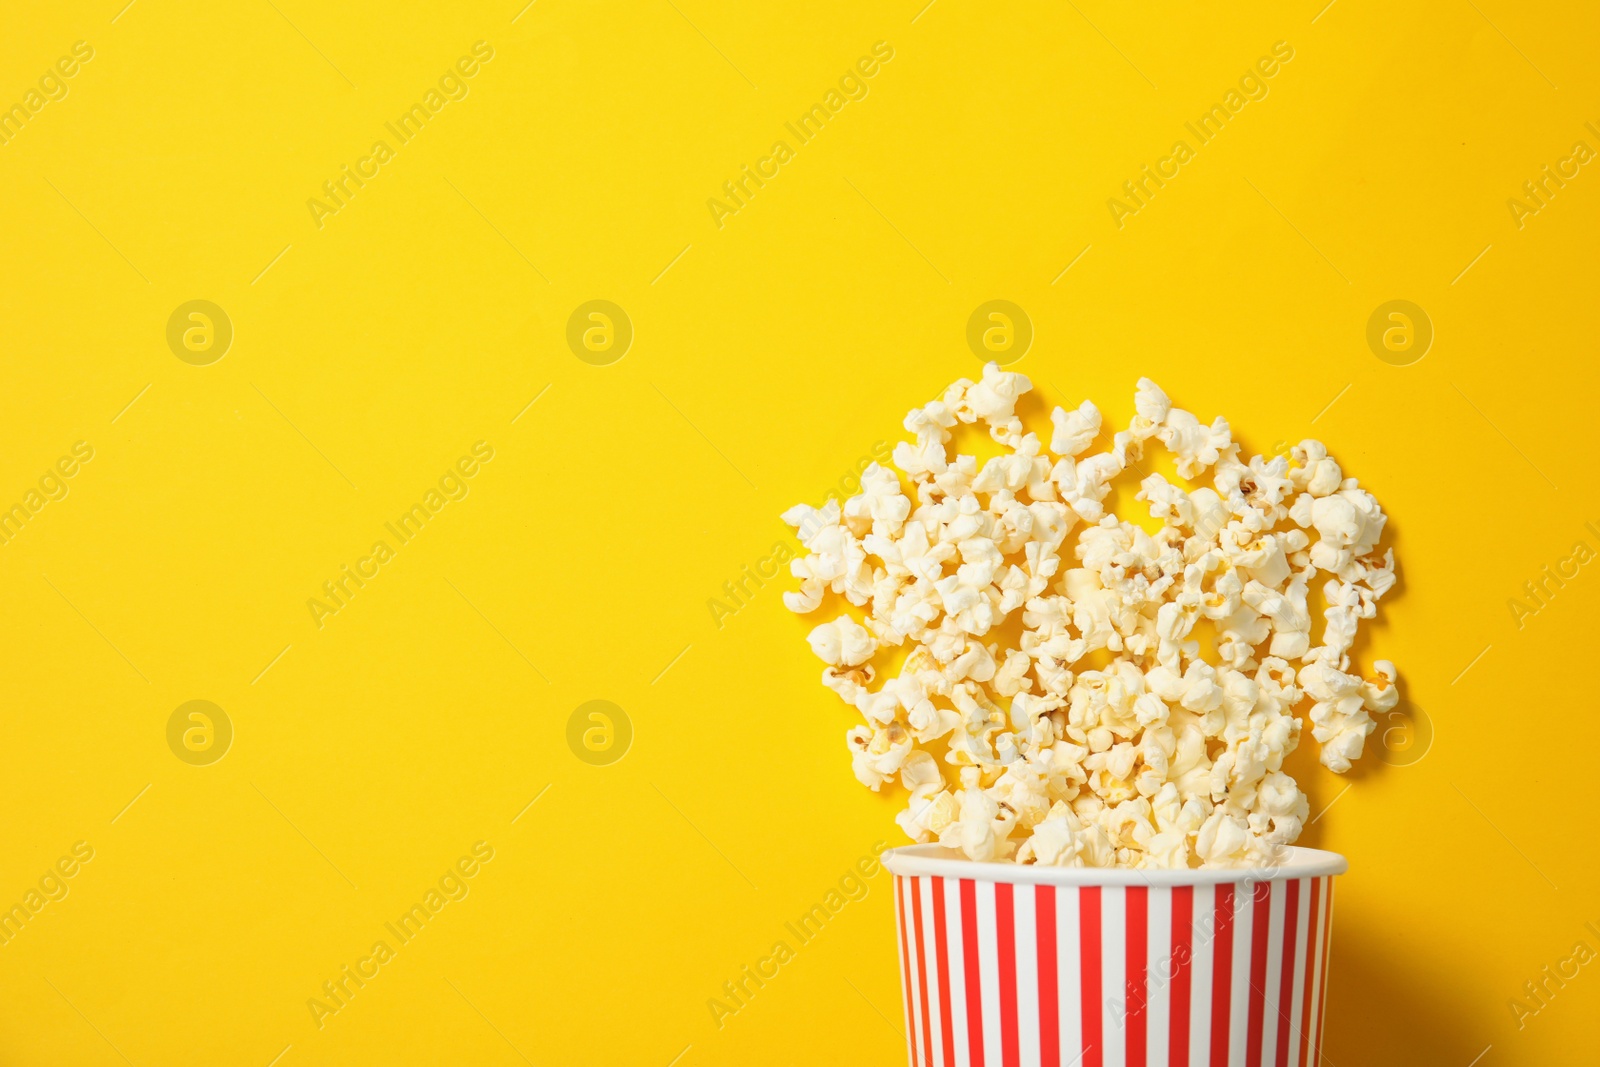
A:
<box><xmin>782</xmin><ymin>365</ymin><xmax>1399</xmax><ymax>869</ymax></box>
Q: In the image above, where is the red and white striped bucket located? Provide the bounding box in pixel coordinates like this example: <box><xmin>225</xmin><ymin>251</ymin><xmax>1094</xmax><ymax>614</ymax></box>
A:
<box><xmin>883</xmin><ymin>845</ymin><xmax>1346</xmax><ymax>1067</ymax></box>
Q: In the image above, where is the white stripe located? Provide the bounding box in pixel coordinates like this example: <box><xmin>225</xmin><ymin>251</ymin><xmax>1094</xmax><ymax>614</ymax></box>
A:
<box><xmin>946</xmin><ymin>879</ymin><xmax>971</xmax><ymax>1066</ymax></box>
<box><xmin>1015</xmin><ymin>885</ymin><xmax>1041</xmax><ymax>1066</ymax></box>
<box><xmin>1301</xmin><ymin>879</ymin><xmax>1322</xmax><ymax>1067</ymax></box>
<box><xmin>898</xmin><ymin>879</ymin><xmax>916</xmax><ymax>1067</ymax></box>
<box><xmin>906</xmin><ymin>877</ymin><xmax>928</xmax><ymax>1066</ymax></box>
<box><xmin>1261</xmin><ymin>881</ymin><xmax>1284</xmax><ymax>1065</ymax></box>
<box><xmin>1100</xmin><ymin>887</ymin><xmax>1126</xmax><ymax>1066</ymax></box>
<box><xmin>976</xmin><ymin>881</ymin><xmax>1002</xmax><ymax>1066</ymax></box>
<box><xmin>1287</xmin><ymin>879</ymin><xmax>1311</xmax><ymax>1063</ymax></box>
<box><xmin>1310</xmin><ymin>877</ymin><xmax>1333</xmax><ymax>1066</ymax></box>
<box><xmin>1057</xmin><ymin>885</ymin><xmax>1083</xmax><ymax>1059</ymax></box>
<box><xmin>1228</xmin><ymin>884</ymin><xmax>1253</xmax><ymax>1067</ymax></box>
<box><xmin>1147</xmin><ymin>887</ymin><xmax>1171</xmax><ymax>1067</ymax></box>
<box><xmin>918</xmin><ymin>877</ymin><xmax>943</xmax><ymax>1067</ymax></box>
<box><xmin>1191</xmin><ymin>884</ymin><xmax>1215</xmax><ymax>1060</ymax></box>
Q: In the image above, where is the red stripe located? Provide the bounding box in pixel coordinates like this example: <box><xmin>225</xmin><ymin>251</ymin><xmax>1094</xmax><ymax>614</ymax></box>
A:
<box><xmin>1274</xmin><ymin>880</ymin><xmax>1301</xmax><ymax>1067</ymax></box>
<box><xmin>933</xmin><ymin>877</ymin><xmax>957</xmax><ymax>1067</ymax></box>
<box><xmin>897</xmin><ymin>877</ymin><xmax>915</xmax><ymax>1059</ymax></box>
<box><xmin>1036</xmin><ymin>885</ymin><xmax>1060</xmax><ymax>1066</ymax></box>
<box><xmin>911</xmin><ymin>878</ymin><xmax>935</xmax><ymax>1067</ymax></box>
<box><xmin>961</xmin><ymin>879</ymin><xmax>986</xmax><ymax>1066</ymax></box>
<box><xmin>996</xmin><ymin>883</ymin><xmax>1020</xmax><ymax>1067</ymax></box>
<box><xmin>1126</xmin><ymin>886</ymin><xmax>1148</xmax><ymax>1067</ymax></box>
<box><xmin>1169</xmin><ymin>885</ymin><xmax>1194</xmax><ymax>1065</ymax></box>
<box><xmin>1209</xmin><ymin>884</ymin><xmax>1234</xmax><ymax>1067</ymax></box>
<box><xmin>1298</xmin><ymin>879</ymin><xmax>1321</xmax><ymax>1067</ymax></box>
<box><xmin>1245</xmin><ymin>881</ymin><xmax>1273</xmax><ymax>1067</ymax></box>
<box><xmin>1312</xmin><ymin>880</ymin><xmax>1334</xmax><ymax>1063</ymax></box>
<box><xmin>1079</xmin><ymin>887</ymin><xmax>1102</xmax><ymax>1067</ymax></box>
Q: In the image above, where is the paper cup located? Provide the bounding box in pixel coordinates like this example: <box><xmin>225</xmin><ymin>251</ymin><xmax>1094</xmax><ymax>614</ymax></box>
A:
<box><xmin>883</xmin><ymin>845</ymin><xmax>1347</xmax><ymax>1067</ymax></box>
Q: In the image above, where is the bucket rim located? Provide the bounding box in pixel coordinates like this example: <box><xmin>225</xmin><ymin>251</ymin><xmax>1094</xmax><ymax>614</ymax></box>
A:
<box><xmin>882</xmin><ymin>844</ymin><xmax>1348</xmax><ymax>886</ymax></box>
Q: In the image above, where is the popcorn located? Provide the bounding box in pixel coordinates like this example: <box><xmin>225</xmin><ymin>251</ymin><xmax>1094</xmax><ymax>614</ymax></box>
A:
<box><xmin>806</xmin><ymin>616</ymin><xmax>877</xmax><ymax>667</ymax></box>
<box><xmin>786</xmin><ymin>368</ymin><xmax>1402</xmax><ymax>868</ymax></box>
<box><xmin>1051</xmin><ymin>400</ymin><xmax>1103</xmax><ymax>458</ymax></box>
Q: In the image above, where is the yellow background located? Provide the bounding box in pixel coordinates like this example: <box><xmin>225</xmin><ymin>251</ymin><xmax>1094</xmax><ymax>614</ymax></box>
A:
<box><xmin>1</xmin><ymin>0</ymin><xmax>1596</xmax><ymax>1063</ymax></box>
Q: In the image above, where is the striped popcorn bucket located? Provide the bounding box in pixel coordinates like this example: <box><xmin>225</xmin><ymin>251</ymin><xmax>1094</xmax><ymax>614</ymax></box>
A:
<box><xmin>883</xmin><ymin>845</ymin><xmax>1347</xmax><ymax>1067</ymax></box>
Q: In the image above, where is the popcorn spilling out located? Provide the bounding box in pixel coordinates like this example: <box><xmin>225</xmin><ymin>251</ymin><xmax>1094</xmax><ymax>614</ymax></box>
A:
<box><xmin>783</xmin><ymin>366</ymin><xmax>1400</xmax><ymax>869</ymax></box>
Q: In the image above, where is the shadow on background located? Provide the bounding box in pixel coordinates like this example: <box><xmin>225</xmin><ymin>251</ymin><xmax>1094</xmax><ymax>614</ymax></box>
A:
<box><xmin>1322</xmin><ymin>924</ymin><xmax>1483</xmax><ymax>1066</ymax></box>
